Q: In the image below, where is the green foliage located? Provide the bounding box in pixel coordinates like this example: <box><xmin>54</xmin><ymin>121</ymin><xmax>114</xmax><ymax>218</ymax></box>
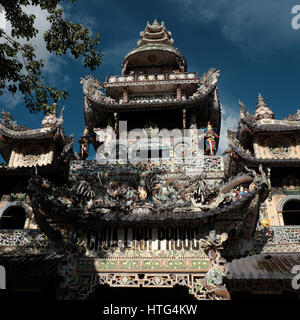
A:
<box><xmin>0</xmin><ymin>0</ymin><xmax>103</xmax><ymax>113</ymax></box>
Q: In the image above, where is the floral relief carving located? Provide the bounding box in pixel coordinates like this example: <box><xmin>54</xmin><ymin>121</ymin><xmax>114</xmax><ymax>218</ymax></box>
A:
<box><xmin>266</xmin><ymin>138</ymin><xmax>291</xmax><ymax>158</ymax></box>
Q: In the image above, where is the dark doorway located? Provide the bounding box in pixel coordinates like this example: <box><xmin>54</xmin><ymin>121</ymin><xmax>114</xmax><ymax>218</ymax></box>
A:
<box><xmin>282</xmin><ymin>200</ymin><xmax>300</xmax><ymax>226</ymax></box>
<box><xmin>0</xmin><ymin>206</ymin><xmax>26</xmax><ymax>229</ymax></box>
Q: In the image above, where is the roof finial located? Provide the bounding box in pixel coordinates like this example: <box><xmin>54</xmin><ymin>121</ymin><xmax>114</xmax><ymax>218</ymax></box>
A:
<box><xmin>152</xmin><ymin>18</ymin><xmax>159</xmax><ymax>26</ymax></box>
<box><xmin>254</xmin><ymin>93</ymin><xmax>275</xmax><ymax>121</ymax></box>
<box><xmin>256</xmin><ymin>93</ymin><xmax>267</xmax><ymax>109</ymax></box>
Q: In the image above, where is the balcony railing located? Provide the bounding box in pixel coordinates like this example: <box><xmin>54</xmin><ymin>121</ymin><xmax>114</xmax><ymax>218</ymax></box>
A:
<box><xmin>255</xmin><ymin>226</ymin><xmax>300</xmax><ymax>244</ymax></box>
<box><xmin>105</xmin><ymin>72</ymin><xmax>199</xmax><ymax>84</ymax></box>
<box><xmin>70</xmin><ymin>157</ymin><xmax>225</xmax><ymax>177</ymax></box>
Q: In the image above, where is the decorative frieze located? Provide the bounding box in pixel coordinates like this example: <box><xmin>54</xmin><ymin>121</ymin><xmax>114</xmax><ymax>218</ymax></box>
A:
<box><xmin>78</xmin><ymin>257</ymin><xmax>210</xmax><ymax>273</ymax></box>
<box><xmin>8</xmin><ymin>142</ymin><xmax>56</xmax><ymax>168</ymax></box>
<box><xmin>69</xmin><ymin>157</ymin><xmax>224</xmax><ymax>176</ymax></box>
<box><xmin>58</xmin><ymin>230</ymin><xmax>230</xmax><ymax>300</ymax></box>
<box><xmin>105</xmin><ymin>72</ymin><xmax>199</xmax><ymax>87</ymax></box>
<box><xmin>0</xmin><ymin>230</ymin><xmax>49</xmax><ymax>247</ymax></box>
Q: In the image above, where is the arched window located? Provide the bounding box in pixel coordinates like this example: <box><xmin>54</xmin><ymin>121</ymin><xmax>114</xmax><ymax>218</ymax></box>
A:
<box><xmin>282</xmin><ymin>199</ymin><xmax>300</xmax><ymax>226</ymax></box>
<box><xmin>0</xmin><ymin>206</ymin><xmax>26</xmax><ymax>229</ymax></box>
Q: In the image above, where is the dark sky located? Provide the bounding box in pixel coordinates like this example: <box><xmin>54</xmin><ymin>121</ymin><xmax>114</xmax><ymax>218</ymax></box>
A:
<box><xmin>1</xmin><ymin>0</ymin><xmax>300</xmax><ymax>159</ymax></box>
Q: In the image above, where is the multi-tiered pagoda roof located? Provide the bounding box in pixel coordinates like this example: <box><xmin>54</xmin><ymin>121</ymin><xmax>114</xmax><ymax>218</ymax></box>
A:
<box><xmin>228</xmin><ymin>94</ymin><xmax>300</xmax><ymax>166</ymax></box>
<box><xmin>82</xmin><ymin>20</ymin><xmax>221</xmax><ymax>154</ymax></box>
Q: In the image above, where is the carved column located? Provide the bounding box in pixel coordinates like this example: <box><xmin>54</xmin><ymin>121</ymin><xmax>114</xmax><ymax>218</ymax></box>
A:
<box><xmin>114</xmin><ymin>112</ymin><xmax>119</xmax><ymax>137</ymax></box>
<box><xmin>57</xmin><ymin>254</ymin><xmax>97</xmax><ymax>300</ymax></box>
<box><xmin>198</xmin><ymin>230</ymin><xmax>231</xmax><ymax>300</ymax></box>
<box><xmin>176</xmin><ymin>84</ymin><xmax>182</xmax><ymax>100</ymax></box>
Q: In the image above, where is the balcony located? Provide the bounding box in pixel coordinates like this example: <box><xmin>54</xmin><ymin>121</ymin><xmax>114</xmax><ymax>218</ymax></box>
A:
<box><xmin>255</xmin><ymin>226</ymin><xmax>300</xmax><ymax>245</ymax></box>
<box><xmin>105</xmin><ymin>72</ymin><xmax>199</xmax><ymax>86</ymax></box>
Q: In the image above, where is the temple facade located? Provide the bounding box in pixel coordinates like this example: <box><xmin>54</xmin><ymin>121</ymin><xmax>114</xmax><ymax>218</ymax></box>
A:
<box><xmin>0</xmin><ymin>20</ymin><xmax>299</xmax><ymax>300</ymax></box>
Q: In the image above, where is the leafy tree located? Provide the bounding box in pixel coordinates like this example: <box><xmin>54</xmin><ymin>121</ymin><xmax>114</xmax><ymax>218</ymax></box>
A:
<box><xmin>0</xmin><ymin>0</ymin><xmax>103</xmax><ymax>113</ymax></box>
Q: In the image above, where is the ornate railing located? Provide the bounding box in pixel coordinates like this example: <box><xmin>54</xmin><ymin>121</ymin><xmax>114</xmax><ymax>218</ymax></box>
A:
<box><xmin>271</xmin><ymin>187</ymin><xmax>300</xmax><ymax>196</ymax></box>
<box><xmin>255</xmin><ymin>226</ymin><xmax>300</xmax><ymax>244</ymax></box>
<box><xmin>105</xmin><ymin>72</ymin><xmax>199</xmax><ymax>84</ymax></box>
<box><xmin>128</xmin><ymin>95</ymin><xmax>177</xmax><ymax>104</ymax></box>
<box><xmin>70</xmin><ymin>157</ymin><xmax>224</xmax><ymax>175</ymax></box>
<box><xmin>0</xmin><ymin>229</ymin><xmax>49</xmax><ymax>247</ymax></box>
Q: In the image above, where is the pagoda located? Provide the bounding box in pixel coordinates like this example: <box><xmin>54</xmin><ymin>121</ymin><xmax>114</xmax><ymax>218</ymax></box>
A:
<box><xmin>0</xmin><ymin>107</ymin><xmax>74</xmax><ymax>298</ymax></box>
<box><xmin>51</xmin><ymin>20</ymin><xmax>268</xmax><ymax>300</ymax></box>
<box><xmin>224</xmin><ymin>95</ymin><xmax>300</xmax><ymax>296</ymax></box>
<box><xmin>0</xmin><ymin>20</ymin><xmax>299</xmax><ymax>301</ymax></box>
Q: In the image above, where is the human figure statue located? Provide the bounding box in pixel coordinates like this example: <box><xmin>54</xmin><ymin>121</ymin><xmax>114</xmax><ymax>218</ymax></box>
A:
<box><xmin>78</xmin><ymin>126</ymin><xmax>94</xmax><ymax>160</ymax></box>
<box><xmin>201</xmin><ymin>122</ymin><xmax>219</xmax><ymax>156</ymax></box>
<box><xmin>233</xmin><ymin>186</ymin><xmax>248</xmax><ymax>199</ymax></box>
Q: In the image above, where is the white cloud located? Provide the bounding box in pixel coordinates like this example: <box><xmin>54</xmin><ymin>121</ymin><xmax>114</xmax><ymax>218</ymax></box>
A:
<box><xmin>171</xmin><ymin>0</ymin><xmax>298</xmax><ymax>58</ymax></box>
<box><xmin>22</xmin><ymin>5</ymin><xmax>52</xmax><ymax>64</ymax></box>
<box><xmin>217</xmin><ymin>104</ymin><xmax>240</xmax><ymax>155</ymax></box>
<box><xmin>0</xmin><ymin>3</ymin><xmax>72</xmax><ymax>109</ymax></box>
<box><xmin>1</xmin><ymin>4</ymin><xmax>55</xmax><ymax>69</ymax></box>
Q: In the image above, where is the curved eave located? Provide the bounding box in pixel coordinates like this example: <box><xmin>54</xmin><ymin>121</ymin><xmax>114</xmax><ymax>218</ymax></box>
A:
<box><xmin>103</xmin><ymin>78</ymin><xmax>201</xmax><ymax>89</ymax></box>
<box><xmin>0</xmin><ymin>162</ymin><xmax>58</xmax><ymax>174</ymax></box>
<box><xmin>241</xmin><ymin>118</ymin><xmax>300</xmax><ymax>132</ymax></box>
<box><xmin>32</xmin><ymin>184</ymin><xmax>263</xmax><ymax>224</ymax></box>
<box><xmin>0</xmin><ymin>123</ymin><xmax>61</xmax><ymax>140</ymax></box>
<box><xmin>87</xmin><ymin>85</ymin><xmax>216</xmax><ymax>113</ymax></box>
<box><xmin>0</xmin><ymin>122</ymin><xmax>67</xmax><ymax>164</ymax></box>
<box><xmin>7</xmin><ymin>157</ymin><xmax>54</xmax><ymax>169</ymax></box>
<box><xmin>230</xmin><ymin>142</ymin><xmax>300</xmax><ymax>166</ymax></box>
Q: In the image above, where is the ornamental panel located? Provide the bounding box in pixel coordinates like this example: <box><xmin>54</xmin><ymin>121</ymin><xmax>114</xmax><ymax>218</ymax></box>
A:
<box><xmin>78</xmin><ymin>256</ymin><xmax>210</xmax><ymax>273</ymax></box>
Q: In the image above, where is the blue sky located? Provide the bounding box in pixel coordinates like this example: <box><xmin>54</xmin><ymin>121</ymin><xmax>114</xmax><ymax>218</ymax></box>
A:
<box><xmin>1</xmin><ymin>0</ymin><xmax>300</xmax><ymax>159</ymax></box>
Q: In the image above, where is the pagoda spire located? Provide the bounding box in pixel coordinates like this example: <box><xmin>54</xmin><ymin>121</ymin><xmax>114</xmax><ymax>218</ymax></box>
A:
<box><xmin>257</xmin><ymin>93</ymin><xmax>267</xmax><ymax>108</ymax></box>
<box><xmin>137</xmin><ymin>19</ymin><xmax>174</xmax><ymax>47</ymax></box>
<box><xmin>254</xmin><ymin>93</ymin><xmax>275</xmax><ymax>121</ymax></box>
<box><xmin>122</xmin><ymin>20</ymin><xmax>187</xmax><ymax>74</ymax></box>
<box><xmin>152</xmin><ymin>18</ymin><xmax>159</xmax><ymax>26</ymax></box>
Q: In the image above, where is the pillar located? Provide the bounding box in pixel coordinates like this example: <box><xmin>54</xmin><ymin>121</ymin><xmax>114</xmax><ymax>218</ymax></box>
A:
<box><xmin>182</xmin><ymin>109</ymin><xmax>186</xmax><ymax>129</ymax></box>
<box><xmin>114</xmin><ymin>112</ymin><xmax>119</xmax><ymax>137</ymax></box>
<box><xmin>176</xmin><ymin>84</ymin><xmax>182</xmax><ymax>100</ymax></box>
